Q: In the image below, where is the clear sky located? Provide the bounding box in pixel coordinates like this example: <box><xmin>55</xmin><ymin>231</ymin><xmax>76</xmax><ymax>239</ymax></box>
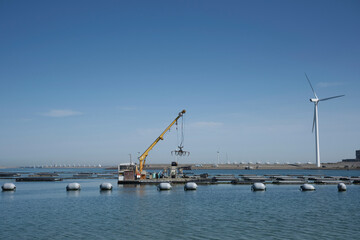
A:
<box><xmin>1</xmin><ymin>0</ymin><xmax>359</xmax><ymax>167</ymax></box>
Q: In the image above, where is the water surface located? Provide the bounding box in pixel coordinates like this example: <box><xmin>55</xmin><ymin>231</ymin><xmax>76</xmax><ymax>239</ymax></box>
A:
<box><xmin>1</xmin><ymin>169</ymin><xmax>360</xmax><ymax>239</ymax></box>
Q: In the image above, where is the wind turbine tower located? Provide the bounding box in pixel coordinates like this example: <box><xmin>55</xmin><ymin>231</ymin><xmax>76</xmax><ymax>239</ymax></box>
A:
<box><xmin>306</xmin><ymin>74</ymin><xmax>345</xmax><ymax>167</ymax></box>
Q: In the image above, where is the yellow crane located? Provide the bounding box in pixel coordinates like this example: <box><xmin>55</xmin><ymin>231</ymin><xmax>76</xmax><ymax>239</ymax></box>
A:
<box><xmin>137</xmin><ymin>109</ymin><xmax>186</xmax><ymax>179</ymax></box>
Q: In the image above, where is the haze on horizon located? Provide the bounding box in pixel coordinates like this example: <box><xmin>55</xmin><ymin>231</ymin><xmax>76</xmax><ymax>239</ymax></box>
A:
<box><xmin>1</xmin><ymin>1</ymin><xmax>359</xmax><ymax>167</ymax></box>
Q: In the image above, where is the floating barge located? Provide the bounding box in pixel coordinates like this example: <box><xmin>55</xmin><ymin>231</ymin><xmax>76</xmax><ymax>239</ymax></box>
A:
<box><xmin>0</xmin><ymin>172</ymin><xmax>21</xmax><ymax>178</ymax></box>
<box><xmin>119</xmin><ymin>178</ymin><xmax>213</xmax><ymax>185</ymax></box>
<box><xmin>16</xmin><ymin>177</ymin><xmax>63</xmax><ymax>182</ymax></box>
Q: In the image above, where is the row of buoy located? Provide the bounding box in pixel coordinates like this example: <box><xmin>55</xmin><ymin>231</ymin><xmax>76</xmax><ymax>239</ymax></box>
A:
<box><xmin>66</xmin><ymin>182</ymin><xmax>113</xmax><ymax>191</ymax></box>
<box><xmin>1</xmin><ymin>182</ymin><xmax>113</xmax><ymax>191</ymax></box>
<box><xmin>251</xmin><ymin>183</ymin><xmax>348</xmax><ymax>192</ymax></box>
<box><xmin>1</xmin><ymin>182</ymin><xmax>348</xmax><ymax>192</ymax></box>
<box><xmin>157</xmin><ymin>182</ymin><xmax>346</xmax><ymax>192</ymax></box>
<box><xmin>252</xmin><ymin>183</ymin><xmax>348</xmax><ymax>192</ymax></box>
<box><xmin>157</xmin><ymin>182</ymin><xmax>198</xmax><ymax>191</ymax></box>
<box><xmin>300</xmin><ymin>183</ymin><xmax>347</xmax><ymax>191</ymax></box>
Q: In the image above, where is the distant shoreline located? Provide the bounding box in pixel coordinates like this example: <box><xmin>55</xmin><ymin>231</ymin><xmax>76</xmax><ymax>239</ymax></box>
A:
<box><xmin>143</xmin><ymin>162</ymin><xmax>360</xmax><ymax>170</ymax></box>
<box><xmin>1</xmin><ymin>161</ymin><xmax>359</xmax><ymax>170</ymax></box>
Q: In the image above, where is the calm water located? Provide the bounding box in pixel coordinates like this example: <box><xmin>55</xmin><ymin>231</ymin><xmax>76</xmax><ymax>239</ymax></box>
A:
<box><xmin>1</xmin><ymin>169</ymin><xmax>360</xmax><ymax>239</ymax></box>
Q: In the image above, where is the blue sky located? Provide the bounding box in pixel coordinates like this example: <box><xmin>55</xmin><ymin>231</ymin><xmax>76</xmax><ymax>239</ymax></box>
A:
<box><xmin>1</xmin><ymin>0</ymin><xmax>359</xmax><ymax>166</ymax></box>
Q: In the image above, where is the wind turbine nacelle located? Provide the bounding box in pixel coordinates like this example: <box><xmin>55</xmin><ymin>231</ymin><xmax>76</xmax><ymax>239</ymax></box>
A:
<box><xmin>310</xmin><ymin>98</ymin><xmax>318</xmax><ymax>103</ymax></box>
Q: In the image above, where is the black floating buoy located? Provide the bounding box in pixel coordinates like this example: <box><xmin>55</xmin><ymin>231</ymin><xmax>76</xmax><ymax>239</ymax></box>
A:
<box><xmin>338</xmin><ymin>183</ymin><xmax>347</xmax><ymax>192</ymax></box>
<box><xmin>184</xmin><ymin>182</ymin><xmax>197</xmax><ymax>191</ymax></box>
<box><xmin>66</xmin><ymin>183</ymin><xmax>81</xmax><ymax>191</ymax></box>
<box><xmin>100</xmin><ymin>182</ymin><xmax>113</xmax><ymax>191</ymax></box>
<box><xmin>300</xmin><ymin>184</ymin><xmax>315</xmax><ymax>191</ymax></box>
<box><xmin>252</xmin><ymin>182</ymin><xmax>266</xmax><ymax>191</ymax></box>
<box><xmin>158</xmin><ymin>182</ymin><xmax>172</xmax><ymax>191</ymax></box>
<box><xmin>2</xmin><ymin>183</ymin><xmax>16</xmax><ymax>191</ymax></box>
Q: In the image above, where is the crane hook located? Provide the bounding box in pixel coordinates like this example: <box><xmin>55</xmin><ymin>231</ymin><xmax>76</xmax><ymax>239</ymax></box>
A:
<box><xmin>171</xmin><ymin>146</ymin><xmax>190</xmax><ymax>157</ymax></box>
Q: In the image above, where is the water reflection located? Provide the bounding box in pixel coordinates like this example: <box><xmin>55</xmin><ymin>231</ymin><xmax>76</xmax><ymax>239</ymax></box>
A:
<box><xmin>156</xmin><ymin>188</ymin><xmax>172</xmax><ymax>195</ymax></box>
<box><xmin>117</xmin><ymin>184</ymin><xmax>149</xmax><ymax>197</ymax></box>
<box><xmin>251</xmin><ymin>190</ymin><xmax>266</xmax><ymax>194</ymax></box>
<box><xmin>66</xmin><ymin>190</ymin><xmax>80</xmax><ymax>197</ymax></box>
<box><xmin>1</xmin><ymin>190</ymin><xmax>16</xmax><ymax>200</ymax></box>
<box><xmin>100</xmin><ymin>190</ymin><xmax>112</xmax><ymax>196</ymax></box>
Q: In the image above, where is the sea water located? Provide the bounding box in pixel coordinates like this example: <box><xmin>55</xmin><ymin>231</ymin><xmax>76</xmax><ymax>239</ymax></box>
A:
<box><xmin>1</xmin><ymin>169</ymin><xmax>360</xmax><ymax>239</ymax></box>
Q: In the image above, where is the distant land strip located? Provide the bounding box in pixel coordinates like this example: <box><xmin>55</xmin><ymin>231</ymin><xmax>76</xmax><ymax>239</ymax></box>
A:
<box><xmin>2</xmin><ymin>161</ymin><xmax>359</xmax><ymax>170</ymax></box>
<box><xmin>143</xmin><ymin>162</ymin><xmax>360</xmax><ymax>170</ymax></box>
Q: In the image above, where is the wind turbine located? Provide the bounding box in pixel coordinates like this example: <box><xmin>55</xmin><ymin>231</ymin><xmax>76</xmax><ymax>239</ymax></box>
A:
<box><xmin>306</xmin><ymin>73</ymin><xmax>345</xmax><ymax>167</ymax></box>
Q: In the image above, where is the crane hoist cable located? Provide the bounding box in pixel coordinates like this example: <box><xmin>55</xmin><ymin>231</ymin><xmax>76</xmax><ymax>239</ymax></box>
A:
<box><xmin>172</xmin><ymin>112</ymin><xmax>190</xmax><ymax>157</ymax></box>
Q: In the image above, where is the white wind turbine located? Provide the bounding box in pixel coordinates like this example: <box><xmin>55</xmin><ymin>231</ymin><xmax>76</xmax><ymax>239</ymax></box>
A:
<box><xmin>306</xmin><ymin>73</ymin><xmax>344</xmax><ymax>167</ymax></box>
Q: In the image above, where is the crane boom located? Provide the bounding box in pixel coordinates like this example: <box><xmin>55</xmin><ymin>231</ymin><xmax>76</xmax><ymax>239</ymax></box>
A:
<box><xmin>138</xmin><ymin>109</ymin><xmax>186</xmax><ymax>177</ymax></box>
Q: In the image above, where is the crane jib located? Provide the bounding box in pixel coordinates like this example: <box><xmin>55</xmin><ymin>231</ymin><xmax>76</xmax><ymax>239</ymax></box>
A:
<box><xmin>137</xmin><ymin>110</ymin><xmax>186</xmax><ymax>177</ymax></box>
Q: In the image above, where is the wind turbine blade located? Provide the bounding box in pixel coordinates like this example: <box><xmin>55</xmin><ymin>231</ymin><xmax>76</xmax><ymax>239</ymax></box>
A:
<box><xmin>319</xmin><ymin>95</ymin><xmax>345</xmax><ymax>101</ymax></box>
<box><xmin>305</xmin><ymin>73</ymin><xmax>318</xmax><ymax>99</ymax></box>
<box><xmin>312</xmin><ymin>104</ymin><xmax>316</xmax><ymax>133</ymax></box>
